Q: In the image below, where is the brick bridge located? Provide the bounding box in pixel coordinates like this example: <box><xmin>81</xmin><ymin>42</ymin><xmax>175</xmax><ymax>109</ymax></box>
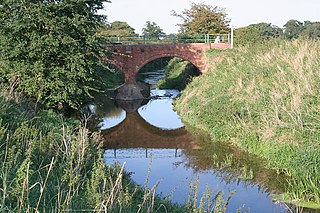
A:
<box><xmin>106</xmin><ymin>43</ymin><xmax>231</xmax><ymax>82</ymax></box>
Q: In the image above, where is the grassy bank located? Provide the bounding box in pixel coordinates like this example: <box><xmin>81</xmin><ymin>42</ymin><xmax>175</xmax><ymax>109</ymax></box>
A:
<box><xmin>175</xmin><ymin>39</ymin><xmax>320</xmax><ymax>207</ymax></box>
<box><xmin>158</xmin><ymin>58</ymin><xmax>200</xmax><ymax>90</ymax></box>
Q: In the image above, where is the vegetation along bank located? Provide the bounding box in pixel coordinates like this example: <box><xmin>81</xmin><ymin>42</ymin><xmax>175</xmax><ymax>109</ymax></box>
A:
<box><xmin>1</xmin><ymin>91</ymin><xmax>205</xmax><ymax>212</ymax></box>
<box><xmin>175</xmin><ymin>39</ymin><xmax>320</xmax><ymax>208</ymax></box>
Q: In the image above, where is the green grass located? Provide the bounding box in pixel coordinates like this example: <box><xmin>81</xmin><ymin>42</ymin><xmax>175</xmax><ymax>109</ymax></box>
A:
<box><xmin>175</xmin><ymin>39</ymin><xmax>320</xmax><ymax>207</ymax></box>
<box><xmin>158</xmin><ymin>57</ymin><xmax>201</xmax><ymax>91</ymax></box>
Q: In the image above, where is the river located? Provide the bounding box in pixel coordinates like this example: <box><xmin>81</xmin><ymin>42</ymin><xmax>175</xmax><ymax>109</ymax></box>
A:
<box><xmin>88</xmin><ymin>70</ymin><xmax>294</xmax><ymax>212</ymax></box>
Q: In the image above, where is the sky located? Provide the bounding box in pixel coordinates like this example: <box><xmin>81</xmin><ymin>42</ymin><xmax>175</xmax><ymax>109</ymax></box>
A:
<box><xmin>100</xmin><ymin>0</ymin><xmax>320</xmax><ymax>34</ymax></box>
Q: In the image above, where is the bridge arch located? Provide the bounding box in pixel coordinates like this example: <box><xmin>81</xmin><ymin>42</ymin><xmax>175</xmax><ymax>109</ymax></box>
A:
<box><xmin>105</xmin><ymin>43</ymin><xmax>230</xmax><ymax>82</ymax></box>
<box><xmin>136</xmin><ymin>53</ymin><xmax>201</xmax><ymax>75</ymax></box>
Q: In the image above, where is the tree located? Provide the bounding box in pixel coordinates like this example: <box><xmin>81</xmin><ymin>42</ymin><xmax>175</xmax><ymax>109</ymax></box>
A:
<box><xmin>284</xmin><ymin>19</ymin><xmax>304</xmax><ymax>40</ymax></box>
<box><xmin>300</xmin><ymin>22</ymin><xmax>320</xmax><ymax>39</ymax></box>
<box><xmin>0</xmin><ymin>0</ymin><xmax>112</xmax><ymax>109</ymax></box>
<box><xmin>235</xmin><ymin>23</ymin><xmax>283</xmax><ymax>46</ymax></box>
<box><xmin>142</xmin><ymin>21</ymin><xmax>165</xmax><ymax>39</ymax></box>
<box><xmin>172</xmin><ymin>2</ymin><xmax>230</xmax><ymax>34</ymax></box>
<box><xmin>98</xmin><ymin>21</ymin><xmax>136</xmax><ymax>37</ymax></box>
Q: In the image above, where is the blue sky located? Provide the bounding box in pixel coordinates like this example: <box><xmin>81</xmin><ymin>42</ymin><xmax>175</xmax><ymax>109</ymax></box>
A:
<box><xmin>100</xmin><ymin>0</ymin><xmax>320</xmax><ymax>34</ymax></box>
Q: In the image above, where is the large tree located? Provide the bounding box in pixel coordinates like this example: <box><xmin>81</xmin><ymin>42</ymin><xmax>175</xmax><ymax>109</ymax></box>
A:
<box><xmin>284</xmin><ymin>19</ymin><xmax>304</xmax><ymax>40</ymax></box>
<box><xmin>172</xmin><ymin>2</ymin><xmax>230</xmax><ymax>34</ymax></box>
<box><xmin>0</xmin><ymin>0</ymin><xmax>111</xmax><ymax>109</ymax></box>
<box><xmin>142</xmin><ymin>21</ymin><xmax>165</xmax><ymax>39</ymax></box>
<box><xmin>98</xmin><ymin>21</ymin><xmax>136</xmax><ymax>37</ymax></box>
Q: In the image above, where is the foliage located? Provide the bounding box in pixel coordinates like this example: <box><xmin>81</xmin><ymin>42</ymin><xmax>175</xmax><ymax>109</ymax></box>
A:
<box><xmin>236</xmin><ymin>20</ymin><xmax>320</xmax><ymax>46</ymax></box>
<box><xmin>142</xmin><ymin>21</ymin><xmax>166</xmax><ymax>39</ymax></box>
<box><xmin>284</xmin><ymin>20</ymin><xmax>320</xmax><ymax>40</ymax></box>
<box><xmin>284</xmin><ymin>19</ymin><xmax>304</xmax><ymax>40</ymax></box>
<box><xmin>300</xmin><ymin>22</ymin><xmax>320</xmax><ymax>39</ymax></box>
<box><xmin>0</xmin><ymin>0</ymin><xmax>115</xmax><ymax>109</ymax></box>
<box><xmin>175</xmin><ymin>39</ymin><xmax>320</xmax><ymax>205</ymax></box>
<box><xmin>97</xmin><ymin>21</ymin><xmax>136</xmax><ymax>37</ymax></box>
<box><xmin>234</xmin><ymin>22</ymin><xmax>283</xmax><ymax>46</ymax></box>
<box><xmin>158</xmin><ymin>58</ymin><xmax>200</xmax><ymax>90</ymax></box>
<box><xmin>172</xmin><ymin>2</ymin><xmax>230</xmax><ymax>34</ymax></box>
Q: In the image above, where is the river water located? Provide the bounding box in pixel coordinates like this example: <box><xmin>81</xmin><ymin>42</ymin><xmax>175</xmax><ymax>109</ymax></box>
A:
<box><xmin>88</xmin><ymin>70</ymin><xmax>291</xmax><ymax>212</ymax></box>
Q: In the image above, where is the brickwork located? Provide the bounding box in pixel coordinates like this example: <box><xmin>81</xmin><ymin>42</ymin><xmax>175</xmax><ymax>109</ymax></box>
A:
<box><xmin>105</xmin><ymin>43</ymin><xmax>231</xmax><ymax>82</ymax></box>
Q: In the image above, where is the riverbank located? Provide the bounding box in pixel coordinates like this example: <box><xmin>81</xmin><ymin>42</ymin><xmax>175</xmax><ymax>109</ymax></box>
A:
<box><xmin>0</xmin><ymin>91</ymin><xmax>189</xmax><ymax>212</ymax></box>
<box><xmin>158</xmin><ymin>57</ymin><xmax>200</xmax><ymax>91</ymax></box>
<box><xmin>175</xmin><ymin>39</ymin><xmax>320</xmax><ymax>207</ymax></box>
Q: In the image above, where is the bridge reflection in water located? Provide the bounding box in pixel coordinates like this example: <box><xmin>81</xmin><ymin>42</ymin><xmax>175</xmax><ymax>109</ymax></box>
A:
<box><xmin>100</xmin><ymin>97</ymin><xmax>201</xmax><ymax>154</ymax></box>
<box><xmin>95</xmin><ymin>95</ymin><xmax>293</xmax><ymax>212</ymax></box>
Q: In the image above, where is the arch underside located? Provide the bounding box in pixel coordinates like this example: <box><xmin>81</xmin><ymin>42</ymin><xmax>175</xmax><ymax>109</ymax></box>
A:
<box><xmin>136</xmin><ymin>53</ymin><xmax>202</xmax><ymax>74</ymax></box>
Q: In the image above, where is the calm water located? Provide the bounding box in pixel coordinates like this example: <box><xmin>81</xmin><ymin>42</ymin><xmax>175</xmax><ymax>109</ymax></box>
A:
<box><xmin>89</xmin><ymin>70</ymin><xmax>291</xmax><ymax>212</ymax></box>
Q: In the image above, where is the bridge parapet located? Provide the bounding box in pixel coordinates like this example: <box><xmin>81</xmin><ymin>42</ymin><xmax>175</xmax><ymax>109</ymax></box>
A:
<box><xmin>103</xmin><ymin>33</ymin><xmax>231</xmax><ymax>46</ymax></box>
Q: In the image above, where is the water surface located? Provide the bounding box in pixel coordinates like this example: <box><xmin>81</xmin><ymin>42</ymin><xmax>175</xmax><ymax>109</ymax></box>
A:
<box><xmin>89</xmin><ymin>70</ymin><xmax>290</xmax><ymax>212</ymax></box>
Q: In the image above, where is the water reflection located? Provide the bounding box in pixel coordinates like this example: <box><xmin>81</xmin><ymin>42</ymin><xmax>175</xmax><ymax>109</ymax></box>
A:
<box><xmin>86</xmin><ymin>86</ymin><xmax>287</xmax><ymax>212</ymax></box>
<box><xmin>89</xmin><ymin>95</ymin><xmax>287</xmax><ymax>212</ymax></box>
<box><xmin>101</xmin><ymin>110</ymin><xmax>198</xmax><ymax>149</ymax></box>
<box><xmin>88</xmin><ymin>88</ymin><xmax>184</xmax><ymax>131</ymax></box>
<box><xmin>103</xmin><ymin>145</ymin><xmax>286</xmax><ymax>213</ymax></box>
<box><xmin>138</xmin><ymin>89</ymin><xmax>184</xmax><ymax>130</ymax></box>
<box><xmin>86</xmin><ymin>98</ymin><xmax>126</xmax><ymax>130</ymax></box>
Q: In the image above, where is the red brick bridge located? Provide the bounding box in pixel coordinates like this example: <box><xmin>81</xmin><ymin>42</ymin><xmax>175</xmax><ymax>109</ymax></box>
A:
<box><xmin>106</xmin><ymin>43</ymin><xmax>231</xmax><ymax>82</ymax></box>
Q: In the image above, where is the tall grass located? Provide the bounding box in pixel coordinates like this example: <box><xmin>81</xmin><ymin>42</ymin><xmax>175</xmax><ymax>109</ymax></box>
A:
<box><xmin>175</xmin><ymin>39</ymin><xmax>320</xmax><ymax>206</ymax></box>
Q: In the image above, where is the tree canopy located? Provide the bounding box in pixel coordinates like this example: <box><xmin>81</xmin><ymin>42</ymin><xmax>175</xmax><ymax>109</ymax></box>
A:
<box><xmin>172</xmin><ymin>3</ymin><xmax>230</xmax><ymax>34</ymax></box>
<box><xmin>284</xmin><ymin>19</ymin><xmax>304</xmax><ymax>40</ymax></box>
<box><xmin>142</xmin><ymin>21</ymin><xmax>165</xmax><ymax>39</ymax></box>
<box><xmin>0</xmin><ymin>0</ymin><xmax>113</xmax><ymax>109</ymax></box>
<box><xmin>236</xmin><ymin>20</ymin><xmax>320</xmax><ymax>46</ymax></box>
<box><xmin>98</xmin><ymin>21</ymin><xmax>136</xmax><ymax>37</ymax></box>
<box><xmin>235</xmin><ymin>23</ymin><xmax>283</xmax><ymax>46</ymax></box>
<box><xmin>300</xmin><ymin>21</ymin><xmax>320</xmax><ymax>39</ymax></box>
